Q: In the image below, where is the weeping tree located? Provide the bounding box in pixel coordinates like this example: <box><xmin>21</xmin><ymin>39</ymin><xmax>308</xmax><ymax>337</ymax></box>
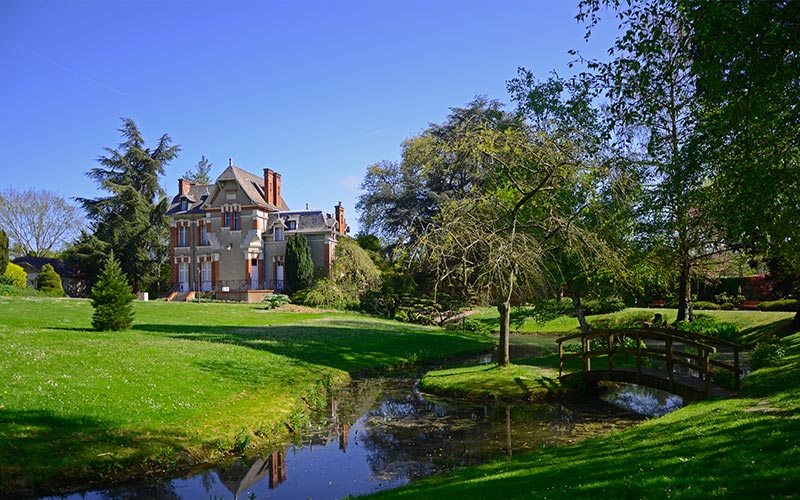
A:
<box><xmin>415</xmin><ymin>115</ymin><xmax>613</xmax><ymax>365</ymax></box>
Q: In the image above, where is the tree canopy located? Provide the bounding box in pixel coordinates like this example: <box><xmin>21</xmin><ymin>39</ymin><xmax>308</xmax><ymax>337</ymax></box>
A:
<box><xmin>0</xmin><ymin>188</ymin><xmax>84</xmax><ymax>257</ymax></box>
<box><xmin>74</xmin><ymin>118</ymin><xmax>179</xmax><ymax>293</ymax></box>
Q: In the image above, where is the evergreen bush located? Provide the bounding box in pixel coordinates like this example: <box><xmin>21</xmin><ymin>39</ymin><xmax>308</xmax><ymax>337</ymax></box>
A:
<box><xmin>2</xmin><ymin>262</ymin><xmax>26</xmax><ymax>288</ymax></box>
<box><xmin>284</xmin><ymin>235</ymin><xmax>314</xmax><ymax>293</ymax></box>
<box><xmin>37</xmin><ymin>264</ymin><xmax>65</xmax><ymax>297</ymax></box>
<box><xmin>757</xmin><ymin>299</ymin><xmax>798</xmax><ymax>312</ymax></box>
<box><xmin>0</xmin><ymin>229</ymin><xmax>8</xmax><ymax>275</ymax></box>
<box><xmin>90</xmin><ymin>253</ymin><xmax>135</xmax><ymax>331</ymax></box>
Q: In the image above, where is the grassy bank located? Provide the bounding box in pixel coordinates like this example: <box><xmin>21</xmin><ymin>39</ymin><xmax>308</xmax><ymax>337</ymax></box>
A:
<box><xmin>367</xmin><ymin>311</ymin><xmax>800</xmax><ymax>499</ymax></box>
<box><xmin>0</xmin><ymin>297</ymin><xmax>492</xmax><ymax>496</ymax></box>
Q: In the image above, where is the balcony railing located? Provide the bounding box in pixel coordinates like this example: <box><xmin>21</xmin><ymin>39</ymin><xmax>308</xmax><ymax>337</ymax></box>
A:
<box><xmin>170</xmin><ymin>279</ymin><xmax>285</xmax><ymax>293</ymax></box>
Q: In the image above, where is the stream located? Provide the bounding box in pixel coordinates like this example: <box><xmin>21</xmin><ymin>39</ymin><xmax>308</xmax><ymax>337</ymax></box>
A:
<box><xmin>38</xmin><ymin>375</ymin><xmax>676</xmax><ymax>500</ymax></box>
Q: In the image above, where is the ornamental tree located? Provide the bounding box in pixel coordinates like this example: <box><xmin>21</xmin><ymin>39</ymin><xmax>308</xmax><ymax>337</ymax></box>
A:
<box><xmin>37</xmin><ymin>263</ymin><xmax>65</xmax><ymax>297</ymax></box>
<box><xmin>91</xmin><ymin>252</ymin><xmax>135</xmax><ymax>331</ymax></box>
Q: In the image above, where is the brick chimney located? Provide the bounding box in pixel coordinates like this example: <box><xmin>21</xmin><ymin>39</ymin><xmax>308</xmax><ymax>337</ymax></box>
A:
<box><xmin>264</xmin><ymin>168</ymin><xmax>274</xmax><ymax>206</ymax></box>
<box><xmin>273</xmin><ymin>172</ymin><xmax>281</xmax><ymax>207</ymax></box>
<box><xmin>335</xmin><ymin>202</ymin><xmax>346</xmax><ymax>235</ymax></box>
<box><xmin>178</xmin><ymin>178</ymin><xmax>191</xmax><ymax>195</ymax></box>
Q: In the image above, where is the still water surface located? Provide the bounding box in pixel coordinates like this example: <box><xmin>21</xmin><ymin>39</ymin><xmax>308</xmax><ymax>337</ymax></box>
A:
<box><xmin>40</xmin><ymin>377</ymin><xmax>657</xmax><ymax>500</ymax></box>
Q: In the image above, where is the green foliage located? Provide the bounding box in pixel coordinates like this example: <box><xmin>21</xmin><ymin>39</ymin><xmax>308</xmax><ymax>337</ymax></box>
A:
<box><xmin>91</xmin><ymin>253</ymin><xmax>135</xmax><ymax>331</ymax></box>
<box><xmin>284</xmin><ymin>234</ymin><xmax>314</xmax><ymax>293</ymax></box>
<box><xmin>588</xmin><ymin>311</ymin><xmax>655</xmax><ymax>330</ymax></box>
<box><xmin>36</xmin><ymin>263</ymin><xmax>65</xmax><ymax>297</ymax></box>
<box><xmin>675</xmin><ymin>314</ymin><xmax>740</xmax><ymax>343</ymax></box>
<box><xmin>76</xmin><ymin>118</ymin><xmax>179</xmax><ymax>293</ymax></box>
<box><xmin>751</xmin><ymin>336</ymin><xmax>788</xmax><ymax>370</ymax></box>
<box><xmin>183</xmin><ymin>155</ymin><xmax>212</xmax><ymax>184</ymax></box>
<box><xmin>303</xmin><ymin>277</ymin><xmax>355</xmax><ymax>309</ymax></box>
<box><xmin>580</xmin><ymin>296</ymin><xmax>626</xmax><ymax>316</ymax></box>
<box><xmin>0</xmin><ymin>228</ymin><xmax>8</xmax><ymax>274</ymax></box>
<box><xmin>693</xmin><ymin>301</ymin><xmax>721</xmax><ymax>311</ymax></box>
<box><xmin>3</xmin><ymin>262</ymin><xmax>26</xmax><ymax>288</ymax></box>
<box><xmin>262</xmin><ymin>293</ymin><xmax>290</xmax><ymax>310</ymax></box>
<box><xmin>758</xmin><ymin>299</ymin><xmax>798</xmax><ymax>312</ymax></box>
<box><xmin>331</xmin><ymin>236</ymin><xmax>381</xmax><ymax>297</ymax></box>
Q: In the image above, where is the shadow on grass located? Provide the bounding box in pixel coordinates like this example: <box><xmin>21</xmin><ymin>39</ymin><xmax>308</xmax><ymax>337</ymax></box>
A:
<box><xmin>0</xmin><ymin>409</ymin><xmax>186</xmax><ymax>497</ymax></box>
<box><xmin>739</xmin><ymin>317</ymin><xmax>795</xmax><ymax>346</ymax></box>
<box><xmin>132</xmin><ymin>320</ymin><xmax>493</xmax><ymax>374</ymax></box>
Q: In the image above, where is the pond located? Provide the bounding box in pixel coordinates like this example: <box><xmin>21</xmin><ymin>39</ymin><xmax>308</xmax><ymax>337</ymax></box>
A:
<box><xmin>39</xmin><ymin>377</ymin><xmax>649</xmax><ymax>500</ymax></box>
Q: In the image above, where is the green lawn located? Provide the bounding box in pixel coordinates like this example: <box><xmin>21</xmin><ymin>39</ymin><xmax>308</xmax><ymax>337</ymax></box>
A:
<box><xmin>0</xmin><ymin>297</ymin><xmax>493</xmax><ymax>496</ymax></box>
<box><xmin>366</xmin><ymin>311</ymin><xmax>800</xmax><ymax>499</ymax></box>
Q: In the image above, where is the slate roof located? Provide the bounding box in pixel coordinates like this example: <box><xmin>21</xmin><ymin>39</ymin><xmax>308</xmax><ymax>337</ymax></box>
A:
<box><xmin>266</xmin><ymin>210</ymin><xmax>336</xmax><ymax>234</ymax></box>
<box><xmin>215</xmin><ymin>165</ymin><xmax>289</xmax><ymax>211</ymax></box>
<box><xmin>12</xmin><ymin>256</ymin><xmax>76</xmax><ymax>277</ymax></box>
<box><xmin>165</xmin><ymin>183</ymin><xmax>213</xmax><ymax>216</ymax></box>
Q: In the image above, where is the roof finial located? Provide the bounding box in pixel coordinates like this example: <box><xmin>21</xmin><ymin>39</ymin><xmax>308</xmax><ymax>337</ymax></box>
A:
<box><xmin>229</xmin><ymin>158</ymin><xmax>233</xmax><ymax>167</ymax></box>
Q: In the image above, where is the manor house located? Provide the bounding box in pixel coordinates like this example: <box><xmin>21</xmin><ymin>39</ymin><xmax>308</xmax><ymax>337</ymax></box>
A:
<box><xmin>165</xmin><ymin>161</ymin><xmax>348</xmax><ymax>302</ymax></box>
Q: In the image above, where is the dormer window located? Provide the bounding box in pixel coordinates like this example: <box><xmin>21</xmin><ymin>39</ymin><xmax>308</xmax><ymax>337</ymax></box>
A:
<box><xmin>273</xmin><ymin>226</ymin><xmax>284</xmax><ymax>241</ymax></box>
<box><xmin>287</xmin><ymin>220</ymin><xmax>297</xmax><ymax>230</ymax></box>
<box><xmin>180</xmin><ymin>199</ymin><xmax>188</xmax><ymax>211</ymax></box>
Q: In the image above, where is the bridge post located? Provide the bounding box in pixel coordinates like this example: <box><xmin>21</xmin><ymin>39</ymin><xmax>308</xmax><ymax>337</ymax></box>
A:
<box><xmin>734</xmin><ymin>348</ymin><xmax>741</xmax><ymax>390</ymax></box>
<box><xmin>558</xmin><ymin>340</ymin><xmax>564</xmax><ymax>378</ymax></box>
<box><xmin>607</xmin><ymin>332</ymin><xmax>615</xmax><ymax>378</ymax></box>
<box><xmin>703</xmin><ymin>348</ymin><xmax>711</xmax><ymax>397</ymax></box>
<box><xmin>582</xmin><ymin>335</ymin><xmax>591</xmax><ymax>373</ymax></box>
<box><xmin>635</xmin><ymin>331</ymin><xmax>642</xmax><ymax>385</ymax></box>
<box><xmin>666</xmin><ymin>337</ymin><xmax>674</xmax><ymax>392</ymax></box>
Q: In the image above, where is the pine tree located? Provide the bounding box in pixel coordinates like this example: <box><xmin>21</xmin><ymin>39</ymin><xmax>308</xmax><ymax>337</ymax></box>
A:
<box><xmin>0</xmin><ymin>228</ymin><xmax>8</xmax><ymax>275</ymax></box>
<box><xmin>37</xmin><ymin>263</ymin><xmax>65</xmax><ymax>296</ymax></box>
<box><xmin>284</xmin><ymin>235</ymin><xmax>314</xmax><ymax>293</ymax></box>
<box><xmin>91</xmin><ymin>252</ymin><xmax>135</xmax><ymax>331</ymax></box>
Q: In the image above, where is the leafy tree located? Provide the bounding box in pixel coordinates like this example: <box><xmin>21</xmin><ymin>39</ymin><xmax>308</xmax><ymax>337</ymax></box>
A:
<box><xmin>577</xmin><ymin>0</ymin><xmax>724</xmax><ymax>322</ymax></box>
<box><xmin>689</xmin><ymin>0</ymin><xmax>800</xmax><ymax>327</ymax></box>
<box><xmin>37</xmin><ymin>263</ymin><xmax>65</xmax><ymax>297</ymax></box>
<box><xmin>0</xmin><ymin>188</ymin><xmax>84</xmax><ymax>257</ymax></box>
<box><xmin>357</xmin><ymin>97</ymin><xmax>514</xmax><ymax>249</ymax></box>
<box><xmin>0</xmin><ymin>228</ymin><xmax>8</xmax><ymax>274</ymax></box>
<box><xmin>331</xmin><ymin>237</ymin><xmax>381</xmax><ymax>296</ymax></box>
<box><xmin>284</xmin><ymin>234</ymin><xmax>314</xmax><ymax>293</ymax></box>
<box><xmin>91</xmin><ymin>252</ymin><xmax>134</xmax><ymax>331</ymax></box>
<box><xmin>184</xmin><ymin>155</ymin><xmax>213</xmax><ymax>184</ymax></box>
<box><xmin>75</xmin><ymin>118</ymin><xmax>179</xmax><ymax>293</ymax></box>
<box><xmin>3</xmin><ymin>262</ymin><xmax>27</xmax><ymax>288</ymax></box>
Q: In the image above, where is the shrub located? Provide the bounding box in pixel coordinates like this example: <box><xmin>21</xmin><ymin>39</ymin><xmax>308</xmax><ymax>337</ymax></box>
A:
<box><xmin>720</xmin><ymin>302</ymin><xmax>736</xmax><ymax>310</ymax></box>
<box><xmin>262</xmin><ymin>293</ymin><xmax>290</xmax><ymax>310</ymax></box>
<box><xmin>757</xmin><ymin>299</ymin><xmax>798</xmax><ymax>312</ymax></box>
<box><xmin>0</xmin><ymin>284</ymin><xmax>23</xmax><ymax>296</ymax></box>
<box><xmin>303</xmin><ymin>278</ymin><xmax>357</xmax><ymax>310</ymax></box>
<box><xmin>284</xmin><ymin>234</ymin><xmax>314</xmax><ymax>293</ymax></box>
<box><xmin>588</xmin><ymin>311</ymin><xmax>654</xmax><ymax>330</ymax></box>
<box><xmin>714</xmin><ymin>291</ymin><xmax>745</xmax><ymax>305</ymax></box>
<box><xmin>693</xmin><ymin>301</ymin><xmax>720</xmax><ymax>310</ymax></box>
<box><xmin>90</xmin><ymin>253</ymin><xmax>135</xmax><ymax>331</ymax></box>
<box><xmin>751</xmin><ymin>336</ymin><xmax>788</xmax><ymax>370</ymax></box>
<box><xmin>0</xmin><ymin>228</ymin><xmax>7</xmax><ymax>275</ymax></box>
<box><xmin>2</xmin><ymin>262</ymin><xmax>26</xmax><ymax>288</ymax></box>
<box><xmin>675</xmin><ymin>314</ymin><xmax>740</xmax><ymax>342</ymax></box>
<box><xmin>37</xmin><ymin>264</ymin><xmax>65</xmax><ymax>296</ymax></box>
<box><xmin>580</xmin><ymin>296</ymin><xmax>626</xmax><ymax>316</ymax></box>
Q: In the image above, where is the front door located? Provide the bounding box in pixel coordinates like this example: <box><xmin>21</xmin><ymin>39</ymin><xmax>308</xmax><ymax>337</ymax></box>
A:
<box><xmin>276</xmin><ymin>263</ymin><xmax>284</xmax><ymax>291</ymax></box>
<box><xmin>251</xmin><ymin>258</ymin><xmax>259</xmax><ymax>290</ymax></box>
<box><xmin>178</xmin><ymin>263</ymin><xmax>189</xmax><ymax>292</ymax></box>
<box><xmin>201</xmin><ymin>261</ymin><xmax>212</xmax><ymax>291</ymax></box>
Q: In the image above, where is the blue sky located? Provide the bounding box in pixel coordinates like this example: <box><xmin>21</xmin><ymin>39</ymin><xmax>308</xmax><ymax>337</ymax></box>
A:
<box><xmin>1</xmin><ymin>0</ymin><xmax>616</xmax><ymax>235</ymax></box>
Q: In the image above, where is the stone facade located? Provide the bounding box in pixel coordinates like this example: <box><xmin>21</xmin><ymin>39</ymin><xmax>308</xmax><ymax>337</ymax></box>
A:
<box><xmin>166</xmin><ymin>161</ymin><xmax>347</xmax><ymax>301</ymax></box>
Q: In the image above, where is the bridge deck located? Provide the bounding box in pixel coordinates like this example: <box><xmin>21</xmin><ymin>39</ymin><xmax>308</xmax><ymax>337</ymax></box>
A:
<box><xmin>561</xmin><ymin>367</ymin><xmax>736</xmax><ymax>401</ymax></box>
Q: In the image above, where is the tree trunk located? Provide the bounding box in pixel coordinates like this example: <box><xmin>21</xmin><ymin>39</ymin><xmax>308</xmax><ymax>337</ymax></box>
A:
<box><xmin>497</xmin><ymin>300</ymin><xmax>511</xmax><ymax>367</ymax></box>
<box><xmin>791</xmin><ymin>309</ymin><xmax>800</xmax><ymax>333</ymax></box>
<box><xmin>676</xmin><ymin>260</ymin><xmax>693</xmax><ymax>323</ymax></box>
<box><xmin>569</xmin><ymin>290</ymin><xmax>591</xmax><ymax>334</ymax></box>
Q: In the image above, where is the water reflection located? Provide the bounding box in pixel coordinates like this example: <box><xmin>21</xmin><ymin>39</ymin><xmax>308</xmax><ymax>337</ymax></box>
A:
<box><xmin>600</xmin><ymin>382</ymin><xmax>685</xmax><ymax>417</ymax></box>
<box><xmin>39</xmin><ymin>378</ymin><xmax>645</xmax><ymax>500</ymax></box>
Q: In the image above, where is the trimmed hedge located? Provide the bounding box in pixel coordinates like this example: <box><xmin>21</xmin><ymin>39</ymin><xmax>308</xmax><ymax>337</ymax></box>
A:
<box><xmin>758</xmin><ymin>299</ymin><xmax>798</xmax><ymax>312</ymax></box>
<box><xmin>693</xmin><ymin>301</ymin><xmax>721</xmax><ymax>310</ymax></box>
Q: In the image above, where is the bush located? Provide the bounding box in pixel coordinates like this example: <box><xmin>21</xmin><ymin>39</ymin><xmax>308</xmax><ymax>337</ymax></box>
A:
<box><xmin>37</xmin><ymin>264</ymin><xmax>65</xmax><ymax>296</ymax></box>
<box><xmin>580</xmin><ymin>296</ymin><xmax>626</xmax><ymax>316</ymax></box>
<box><xmin>693</xmin><ymin>301</ymin><xmax>721</xmax><ymax>310</ymax></box>
<box><xmin>90</xmin><ymin>253</ymin><xmax>134</xmax><ymax>331</ymax></box>
<box><xmin>285</xmin><ymin>235</ymin><xmax>314</xmax><ymax>293</ymax></box>
<box><xmin>757</xmin><ymin>299</ymin><xmax>798</xmax><ymax>312</ymax></box>
<box><xmin>751</xmin><ymin>336</ymin><xmax>788</xmax><ymax>370</ymax></box>
<box><xmin>588</xmin><ymin>311</ymin><xmax>654</xmax><ymax>330</ymax></box>
<box><xmin>675</xmin><ymin>314</ymin><xmax>740</xmax><ymax>342</ymax></box>
<box><xmin>0</xmin><ymin>284</ymin><xmax>23</xmax><ymax>296</ymax></box>
<box><xmin>2</xmin><ymin>262</ymin><xmax>26</xmax><ymax>288</ymax></box>
<box><xmin>262</xmin><ymin>293</ymin><xmax>290</xmax><ymax>310</ymax></box>
<box><xmin>303</xmin><ymin>278</ymin><xmax>357</xmax><ymax>310</ymax></box>
<box><xmin>720</xmin><ymin>302</ymin><xmax>736</xmax><ymax>310</ymax></box>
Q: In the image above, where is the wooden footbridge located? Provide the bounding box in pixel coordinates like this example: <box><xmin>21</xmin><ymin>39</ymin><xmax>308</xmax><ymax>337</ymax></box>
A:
<box><xmin>557</xmin><ymin>327</ymin><xmax>747</xmax><ymax>401</ymax></box>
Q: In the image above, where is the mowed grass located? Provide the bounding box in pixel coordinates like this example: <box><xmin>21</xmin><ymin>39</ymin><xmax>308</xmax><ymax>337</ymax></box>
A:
<box><xmin>367</xmin><ymin>311</ymin><xmax>800</xmax><ymax>499</ymax></box>
<box><xmin>0</xmin><ymin>297</ymin><xmax>492</xmax><ymax>495</ymax></box>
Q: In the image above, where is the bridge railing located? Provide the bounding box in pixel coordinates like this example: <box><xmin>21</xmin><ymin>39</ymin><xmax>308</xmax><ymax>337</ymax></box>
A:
<box><xmin>556</xmin><ymin>327</ymin><xmax>746</xmax><ymax>396</ymax></box>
